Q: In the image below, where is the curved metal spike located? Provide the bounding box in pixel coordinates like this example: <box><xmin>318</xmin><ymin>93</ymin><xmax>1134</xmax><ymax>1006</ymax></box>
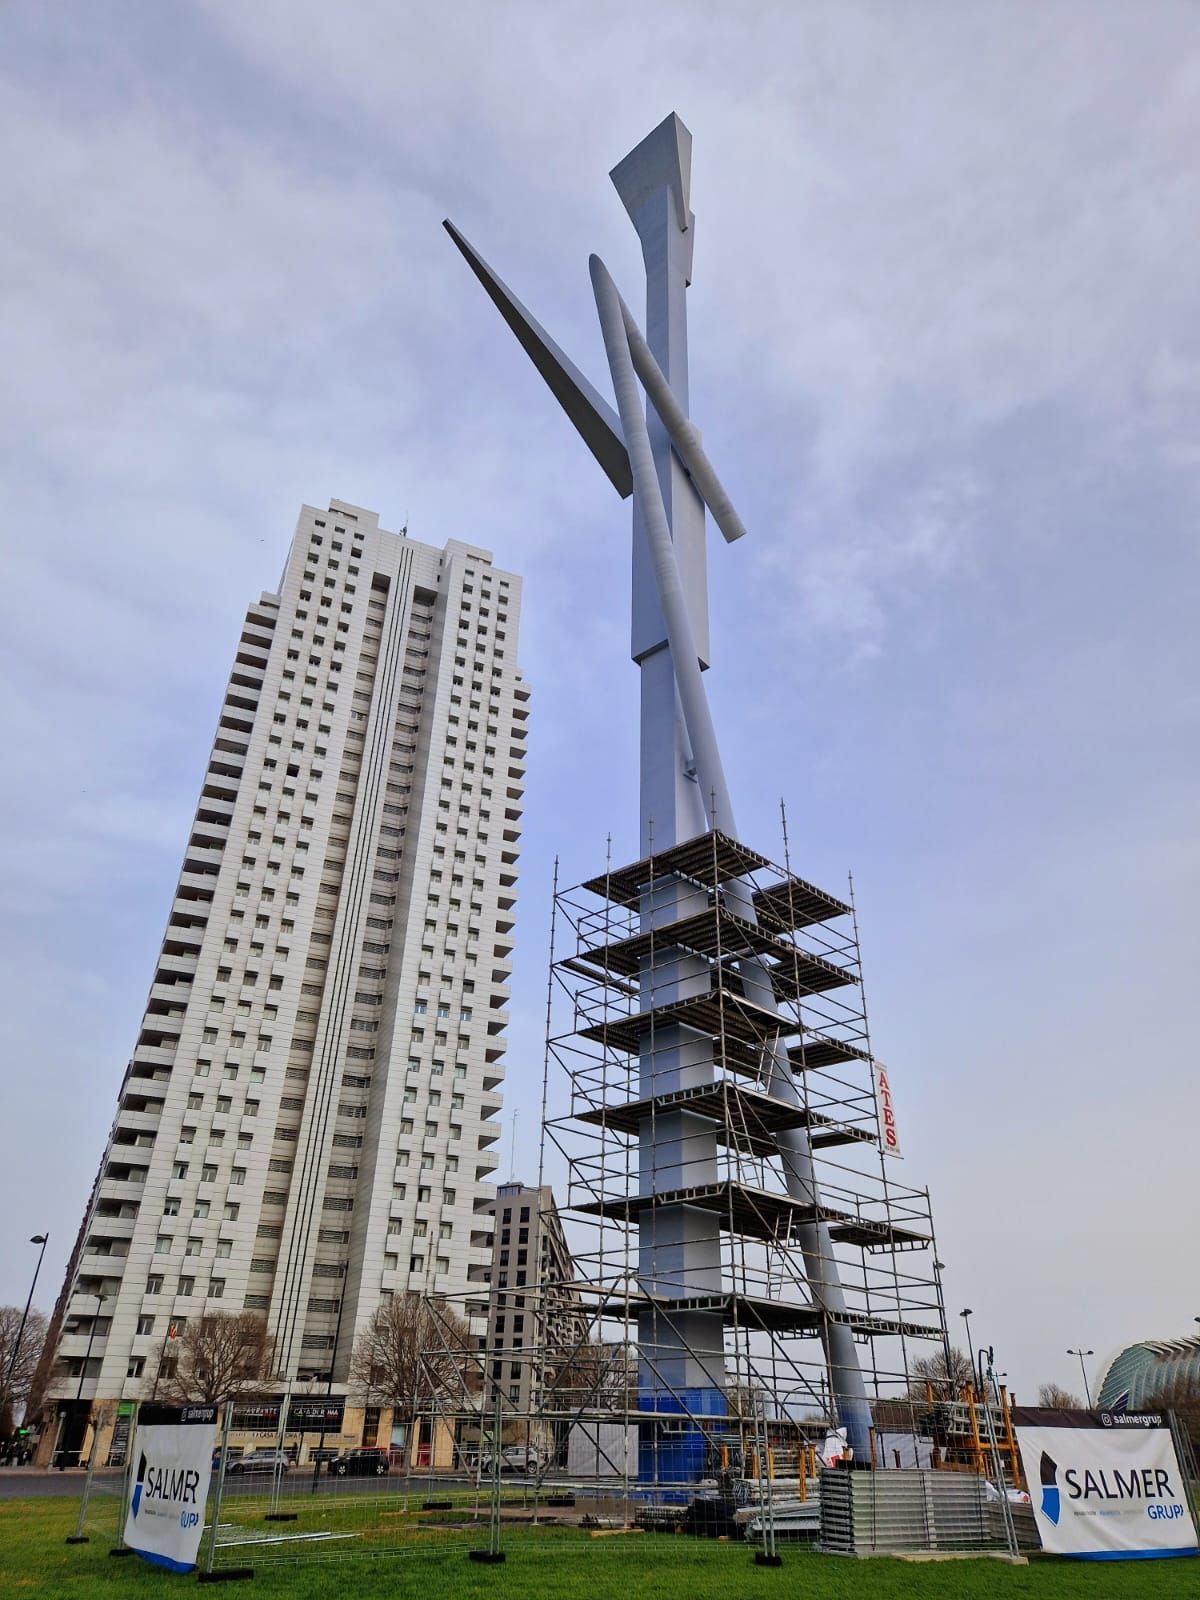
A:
<box><xmin>444</xmin><ymin>220</ymin><xmax>632</xmax><ymax>499</ymax></box>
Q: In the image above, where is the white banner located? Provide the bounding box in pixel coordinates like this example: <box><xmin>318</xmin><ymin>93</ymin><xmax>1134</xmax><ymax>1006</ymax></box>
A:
<box><xmin>1014</xmin><ymin>1409</ymin><xmax>1198</xmax><ymax>1561</ymax></box>
<box><xmin>124</xmin><ymin>1404</ymin><xmax>216</xmax><ymax>1573</ymax></box>
<box><xmin>873</xmin><ymin>1061</ymin><xmax>901</xmax><ymax>1157</ymax></box>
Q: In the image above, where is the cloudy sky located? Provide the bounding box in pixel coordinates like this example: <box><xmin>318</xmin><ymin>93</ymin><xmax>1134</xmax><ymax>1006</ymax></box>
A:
<box><xmin>2</xmin><ymin>1</ymin><xmax>1198</xmax><ymax>1403</ymax></box>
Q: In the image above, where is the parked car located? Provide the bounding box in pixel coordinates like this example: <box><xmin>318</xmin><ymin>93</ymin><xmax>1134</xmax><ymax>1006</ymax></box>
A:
<box><xmin>225</xmin><ymin>1450</ymin><xmax>292</xmax><ymax>1476</ymax></box>
<box><xmin>332</xmin><ymin>1447</ymin><xmax>391</xmax><ymax>1477</ymax></box>
<box><xmin>479</xmin><ymin>1445</ymin><xmax>544</xmax><ymax>1475</ymax></box>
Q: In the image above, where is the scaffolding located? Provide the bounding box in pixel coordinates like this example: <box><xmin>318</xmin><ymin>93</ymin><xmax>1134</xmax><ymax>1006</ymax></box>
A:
<box><xmin>535</xmin><ymin>822</ymin><xmax>950</xmax><ymax>1501</ymax></box>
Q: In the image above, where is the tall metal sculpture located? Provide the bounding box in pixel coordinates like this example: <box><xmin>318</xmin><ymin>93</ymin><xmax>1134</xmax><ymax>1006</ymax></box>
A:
<box><xmin>446</xmin><ymin>113</ymin><xmax>872</xmax><ymax>1458</ymax></box>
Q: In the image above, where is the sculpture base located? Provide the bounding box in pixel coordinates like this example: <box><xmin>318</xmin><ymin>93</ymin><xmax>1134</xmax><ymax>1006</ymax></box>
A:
<box><xmin>638</xmin><ymin>1388</ymin><xmax>727</xmax><ymax>1487</ymax></box>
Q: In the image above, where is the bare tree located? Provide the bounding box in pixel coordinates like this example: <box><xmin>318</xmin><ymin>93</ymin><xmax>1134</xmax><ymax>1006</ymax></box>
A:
<box><xmin>0</xmin><ymin>1306</ymin><xmax>49</xmax><ymax>1434</ymax></box>
<box><xmin>349</xmin><ymin>1295</ymin><xmax>474</xmax><ymax>1443</ymax></box>
<box><xmin>1037</xmin><ymin>1383</ymin><xmax>1083</xmax><ymax>1409</ymax></box>
<box><xmin>547</xmin><ymin>1338</ymin><xmax>635</xmax><ymax>1415</ymax></box>
<box><xmin>162</xmin><ymin>1312</ymin><xmax>273</xmax><ymax>1407</ymax></box>
<box><xmin>725</xmin><ymin>1381</ymin><xmax>767</xmax><ymax>1420</ymax></box>
<box><xmin>907</xmin><ymin>1347</ymin><xmax>974</xmax><ymax>1401</ymax></box>
<box><xmin>1144</xmin><ymin>1375</ymin><xmax>1200</xmax><ymax>1449</ymax></box>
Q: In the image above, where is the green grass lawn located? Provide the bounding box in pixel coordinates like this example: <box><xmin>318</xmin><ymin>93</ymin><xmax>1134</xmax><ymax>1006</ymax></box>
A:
<box><xmin>3</xmin><ymin>1494</ymin><xmax>1197</xmax><ymax>1598</ymax></box>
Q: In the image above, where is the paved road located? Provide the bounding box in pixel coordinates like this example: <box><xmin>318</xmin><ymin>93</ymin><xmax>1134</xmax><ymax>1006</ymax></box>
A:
<box><xmin>0</xmin><ymin>1469</ymin><xmax>124</xmax><ymax>1500</ymax></box>
<box><xmin>0</xmin><ymin>1468</ymin><xmax>499</xmax><ymax>1502</ymax></box>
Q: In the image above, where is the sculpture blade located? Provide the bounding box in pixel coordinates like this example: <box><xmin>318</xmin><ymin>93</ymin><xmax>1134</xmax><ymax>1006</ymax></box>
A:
<box><xmin>444</xmin><ymin>220</ymin><xmax>633</xmax><ymax>499</ymax></box>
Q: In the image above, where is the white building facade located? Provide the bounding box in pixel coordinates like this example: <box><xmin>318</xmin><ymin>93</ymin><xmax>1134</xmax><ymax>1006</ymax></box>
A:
<box><xmin>48</xmin><ymin>500</ymin><xmax>526</xmax><ymax>1445</ymax></box>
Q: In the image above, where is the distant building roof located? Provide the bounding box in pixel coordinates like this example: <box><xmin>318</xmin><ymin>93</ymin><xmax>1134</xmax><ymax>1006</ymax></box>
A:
<box><xmin>1096</xmin><ymin>1333</ymin><xmax>1200</xmax><ymax>1411</ymax></box>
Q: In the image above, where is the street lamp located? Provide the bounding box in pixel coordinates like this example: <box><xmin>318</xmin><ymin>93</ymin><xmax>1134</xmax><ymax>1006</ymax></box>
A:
<box><xmin>4</xmin><ymin>1233</ymin><xmax>49</xmax><ymax>1394</ymax></box>
<box><xmin>931</xmin><ymin>1260</ymin><xmax>954</xmax><ymax>1394</ymax></box>
<box><xmin>960</xmin><ymin>1309</ymin><xmax>975</xmax><ymax>1394</ymax></box>
<box><xmin>1067</xmin><ymin>1348</ymin><xmax>1094</xmax><ymax>1408</ymax></box>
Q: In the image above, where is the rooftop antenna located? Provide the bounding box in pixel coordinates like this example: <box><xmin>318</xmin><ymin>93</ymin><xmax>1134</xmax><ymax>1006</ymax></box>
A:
<box><xmin>508</xmin><ymin>1111</ymin><xmax>519</xmax><ymax>1182</ymax></box>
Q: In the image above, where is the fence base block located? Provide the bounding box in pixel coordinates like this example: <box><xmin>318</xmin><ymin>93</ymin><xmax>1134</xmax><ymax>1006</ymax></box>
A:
<box><xmin>754</xmin><ymin>1553</ymin><xmax>783</xmax><ymax>1567</ymax></box>
<box><xmin>198</xmin><ymin>1568</ymin><xmax>256</xmax><ymax>1583</ymax></box>
<box><xmin>263</xmin><ymin>1513</ymin><xmax>298</xmax><ymax>1522</ymax></box>
<box><xmin>469</xmin><ymin>1550</ymin><xmax>507</xmax><ymax>1563</ymax></box>
<box><xmin>64</xmin><ymin>1536</ymin><xmax>90</xmax><ymax>1545</ymax></box>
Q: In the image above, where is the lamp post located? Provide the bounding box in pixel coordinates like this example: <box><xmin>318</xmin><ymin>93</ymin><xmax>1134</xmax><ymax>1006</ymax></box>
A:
<box><xmin>1067</xmin><ymin>1348</ymin><xmax>1094</xmax><ymax>1408</ymax></box>
<box><xmin>4</xmin><ymin>1233</ymin><xmax>49</xmax><ymax>1394</ymax></box>
<box><xmin>932</xmin><ymin>1260</ymin><xmax>954</xmax><ymax>1397</ymax></box>
<box><xmin>959</xmin><ymin>1309</ymin><xmax>975</xmax><ymax>1396</ymax></box>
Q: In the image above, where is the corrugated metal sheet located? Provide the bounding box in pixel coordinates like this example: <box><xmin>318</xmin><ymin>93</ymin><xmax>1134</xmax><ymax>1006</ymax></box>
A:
<box><xmin>818</xmin><ymin>1469</ymin><xmax>1003</xmax><ymax>1555</ymax></box>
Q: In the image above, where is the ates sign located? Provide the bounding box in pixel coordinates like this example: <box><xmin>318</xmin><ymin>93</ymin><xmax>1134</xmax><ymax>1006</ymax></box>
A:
<box><xmin>873</xmin><ymin>1061</ymin><xmax>901</xmax><ymax>1157</ymax></box>
<box><xmin>124</xmin><ymin>1403</ymin><xmax>216</xmax><ymax>1573</ymax></box>
<box><xmin>1013</xmin><ymin>1407</ymin><xmax>1198</xmax><ymax>1561</ymax></box>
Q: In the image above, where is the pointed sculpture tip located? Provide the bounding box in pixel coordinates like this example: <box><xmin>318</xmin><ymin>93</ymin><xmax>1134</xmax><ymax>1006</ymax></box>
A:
<box><xmin>610</xmin><ymin>112</ymin><xmax>692</xmax><ymax>229</ymax></box>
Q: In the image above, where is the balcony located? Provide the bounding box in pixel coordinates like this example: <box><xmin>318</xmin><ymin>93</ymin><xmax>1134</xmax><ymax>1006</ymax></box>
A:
<box><xmin>178</xmin><ymin>870</ymin><xmax>217</xmax><ymax>895</ymax></box>
<box><xmin>197</xmin><ymin>795</ymin><xmax>236</xmax><ymax>821</ymax></box>
<box><xmin>137</xmin><ymin>1022</ymin><xmax>180</xmax><ymax>1049</ymax></box>
<box><xmin>133</xmin><ymin>1045</ymin><xmax>177</xmax><ymax>1069</ymax></box>
<box><xmin>57</xmin><ymin>1332</ymin><xmax>110</xmax><ymax>1360</ymax></box>
<box><xmin>184</xmin><ymin>845</ymin><xmax>225</xmax><ymax>872</ymax></box>
<box><xmin>149</xmin><ymin>982</ymin><xmax>190</xmax><ymax>1006</ymax></box>
<box><xmin>116</xmin><ymin>1108</ymin><xmax>161</xmax><ymax>1136</ymax></box>
<box><xmin>125</xmin><ymin>1070</ymin><xmax>169</xmax><ymax>1097</ymax></box>
<box><xmin>107</xmin><ymin>1145</ymin><xmax>153</xmax><ymax>1171</ymax></box>
<box><xmin>119</xmin><ymin>1089</ymin><xmax>165</xmax><ymax>1116</ymax></box>
<box><xmin>156</xmin><ymin>952</ymin><xmax>198</xmax><ymax>979</ymax></box>
<box><xmin>65</xmin><ymin>1293</ymin><xmax>109</xmax><ymax>1319</ymax></box>
<box><xmin>171</xmin><ymin>896</ymin><xmax>211</xmax><ymax>924</ymax></box>
<box><xmin>77</xmin><ymin>1252</ymin><xmax>128</xmax><ymax>1278</ymax></box>
<box><xmin>99</xmin><ymin>1178</ymin><xmax>148</xmax><ymax>1205</ymax></box>
<box><xmin>87</xmin><ymin>1214</ymin><xmax>137</xmax><ymax>1240</ymax></box>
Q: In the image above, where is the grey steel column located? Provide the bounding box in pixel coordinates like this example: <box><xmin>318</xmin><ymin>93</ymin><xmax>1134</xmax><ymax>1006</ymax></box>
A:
<box><xmin>611</xmin><ymin>119</ymin><xmax>725</xmax><ymax>1408</ymax></box>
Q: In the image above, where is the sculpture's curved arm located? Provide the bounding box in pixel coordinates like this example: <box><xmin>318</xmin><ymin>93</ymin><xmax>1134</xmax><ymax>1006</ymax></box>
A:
<box><xmin>613</xmin><ymin>290</ymin><xmax>747</xmax><ymax>545</ymax></box>
<box><xmin>590</xmin><ymin>253</ymin><xmax>736</xmax><ymax>835</ymax></box>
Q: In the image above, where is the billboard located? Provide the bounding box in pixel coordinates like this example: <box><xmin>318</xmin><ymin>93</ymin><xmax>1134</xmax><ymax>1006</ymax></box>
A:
<box><xmin>228</xmin><ymin>1396</ymin><xmax>345</xmax><ymax>1432</ymax></box>
<box><xmin>124</xmin><ymin>1403</ymin><xmax>216</xmax><ymax>1573</ymax></box>
<box><xmin>1013</xmin><ymin>1407</ymin><xmax>1198</xmax><ymax>1561</ymax></box>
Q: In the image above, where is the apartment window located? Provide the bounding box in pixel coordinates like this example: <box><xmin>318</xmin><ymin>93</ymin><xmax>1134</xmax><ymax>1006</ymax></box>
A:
<box><xmin>136</xmin><ymin>1315</ymin><xmax>155</xmax><ymax>1335</ymax></box>
<box><xmin>155</xmin><ymin>1236</ymin><xmax>172</xmax><ymax>1254</ymax></box>
<box><xmin>145</xmin><ymin>1274</ymin><xmax>163</xmax><ymax>1295</ymax></box>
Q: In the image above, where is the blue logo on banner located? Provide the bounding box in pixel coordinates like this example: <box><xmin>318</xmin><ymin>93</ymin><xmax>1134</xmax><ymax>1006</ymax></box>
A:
<box><xmin>1040</xmin><ymin>1451</ymin><xmax>1061</xmax><ymax>1525</ymax></box>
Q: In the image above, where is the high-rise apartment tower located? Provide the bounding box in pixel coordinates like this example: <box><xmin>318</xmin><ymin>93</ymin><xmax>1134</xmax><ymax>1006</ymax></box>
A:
<box><xmin>42</xmin><ymin>499</ymin><xmax>526</xmax><ymax>1460</ymax></box>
